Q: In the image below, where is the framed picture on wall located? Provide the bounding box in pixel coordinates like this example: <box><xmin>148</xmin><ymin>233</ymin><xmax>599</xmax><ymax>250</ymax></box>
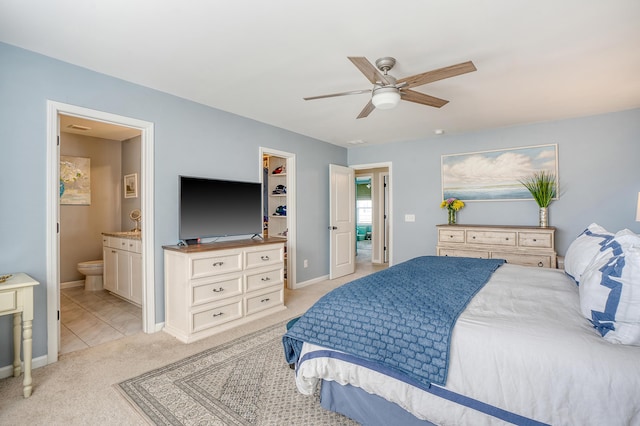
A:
<box><xmin>441</xmin><ymin>143</ymin><xmax>558</xmax><ymax>201</ymax></box>
<box><xmin>60</xmin><ymin>156</ymin><xmax>91</xmax><ymax>205</ymax></box>
<box><xmin>124</xmin><ymin>173</ymin><xmax>138</xmax><ymax>198</ymax></box>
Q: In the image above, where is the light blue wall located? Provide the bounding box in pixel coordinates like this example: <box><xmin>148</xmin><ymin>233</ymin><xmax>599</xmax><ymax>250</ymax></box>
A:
<box><xmin>0</xmin><ymin>42</ymin><xmax>345</xmax><ymax>367</ymax></box>
<box><xmin>2</xmin><ymin>40</ymin><xmax>638</xmax><ymax>370</ymax></box>
<box><xmin>349</xmin><ymin>108</ymin><xmax>640</xmax><ymax>264</ymax></box>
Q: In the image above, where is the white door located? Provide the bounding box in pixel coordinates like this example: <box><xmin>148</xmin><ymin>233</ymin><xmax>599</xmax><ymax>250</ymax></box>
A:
<box><xmin>329</xmin><ymin>164</ymin><xmax>355</xmax><ymax>279</ymax></box>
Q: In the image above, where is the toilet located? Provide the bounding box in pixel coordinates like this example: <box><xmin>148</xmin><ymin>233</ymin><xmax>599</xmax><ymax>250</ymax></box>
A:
<box><xmin>77</xmin><ymin>260</ymin><xmax>104</xmax><ymax>291</ymax></box>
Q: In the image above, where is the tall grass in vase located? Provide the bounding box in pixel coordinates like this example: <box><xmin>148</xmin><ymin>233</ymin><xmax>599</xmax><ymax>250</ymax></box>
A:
<box><xmin>520</xmin><ymin>171</ymin><xmax>556</xmax><ymax>227</ymax></box>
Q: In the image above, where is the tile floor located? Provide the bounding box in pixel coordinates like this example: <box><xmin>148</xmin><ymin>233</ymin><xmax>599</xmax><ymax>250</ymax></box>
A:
<box><xmin>356</xmin><ymin>239</ymin><xmax>372</xmax><ymax>263</ymax></box>
<box><xmin>60</xmin><ymin>287</ymin><xmax>142</xmax><ymax>355</ymax></box>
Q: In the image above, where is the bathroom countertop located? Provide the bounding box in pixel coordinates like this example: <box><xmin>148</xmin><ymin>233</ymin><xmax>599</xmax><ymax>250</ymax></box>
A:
<box><xmin>102</xmin><ymin>231</ymin><xmax>142</xmax><ymax>240</ymax></box>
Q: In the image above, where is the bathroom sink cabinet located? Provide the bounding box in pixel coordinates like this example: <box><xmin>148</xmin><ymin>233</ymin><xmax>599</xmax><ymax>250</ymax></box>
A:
<box><xmin>102</xmin><ymin>235</ymin><xmax>142</xmax><ymax>305</ymax></box>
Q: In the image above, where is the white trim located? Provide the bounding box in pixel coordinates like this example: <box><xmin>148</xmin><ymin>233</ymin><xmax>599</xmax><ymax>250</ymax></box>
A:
<box><xmin>0</xmin><ymin>355</ymin><xmax>49</xmax><ymax>380</ymax></box>
<box><xmin>60</xmin><ymin>280</ymin><xmax>84</xmax><ymax>289</ymax></box>
<box><xmin>293</xmin><ymin>274</ymin><xmax>329</xmax><ymax>289</ymax></box>
<box><xmin>260</xmin><ymin>147</ymin><xmax>296</xmax><ymax>289</ymax></box>
<box><xmin>46</xmin><ymin>101</ymin><xmax>156</xmax><ymax>365</ymax></box>
<box><xmin>350</xmin><ymin>162</ymin><xmax>393</xmax><ymax>266</ymax></box>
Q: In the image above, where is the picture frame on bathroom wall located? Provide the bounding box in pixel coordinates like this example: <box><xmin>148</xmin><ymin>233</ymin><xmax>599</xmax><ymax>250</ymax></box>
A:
<box><xmin>60</xmin><ymin>155</ymin><xmax>91</xmax><ymax>205</ymax></box>
<box><xmin>124</xmin><ymin>173</ymin><xmax>138</xmax><ymax>198</ymax></box>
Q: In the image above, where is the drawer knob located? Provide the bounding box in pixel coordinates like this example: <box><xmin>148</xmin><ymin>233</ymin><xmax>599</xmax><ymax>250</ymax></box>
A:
<box><xmin>533</xmin><ymin>239</ymin><xmax>537</xmax><ymax>242</ymax></box>
<box><xmin>261</xmin><ymin>277</ymin><xmax>271</xmax><ymax>282</ymax></box>
<box><xmin>212</xmin><ymin>312</ymin><xmax>224</xmax><ymax>317</ymax></box>
<box><xmin>538</xmin><ymin>262</ymin><xmax>544</xmax><ymax>267</ymax></box>
<box><xmin>261</xmin><ymin>255</ymin><xmax>270</xmax><ymax>261</ymax></box>
<box><xmin>212</xmin><ymin>261</ymin><xmax>224</xmax><ymax>267</ymax></box>
<box><xmin>505</xmin><ymin>238</ymin><xmax>509</xmax><ymax>241</ymax></box>
<box><xmin>472</xmin><ymin>236</ymin><xmax>476</xmax><ymax>239</ymax></box>
<box><xmin>212</xmin><ymin>287</ymin><xmax>224</xmax><ymax>293</ymax></box>
<box><xmin>449</xmin><ymin>235</ymin><xmax>453</xmax><ymax>238</ymax></box>
<box><xmin>261</xmin><ymin>298</ymin><xmax>270</xmax><ymax>303</ymax></box>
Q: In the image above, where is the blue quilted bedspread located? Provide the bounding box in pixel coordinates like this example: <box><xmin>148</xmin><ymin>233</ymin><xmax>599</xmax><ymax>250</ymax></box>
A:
<box><xmin>282</xmin><ymin>256</ymin><xmax>505</xmax><ymax>386</ymax></box>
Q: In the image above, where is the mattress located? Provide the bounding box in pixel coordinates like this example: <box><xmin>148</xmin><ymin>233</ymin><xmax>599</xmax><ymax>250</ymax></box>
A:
<box><xmin>293</xmin><ymin>263</ymin><xmax>640</xmax><ymax>426</ymax></box>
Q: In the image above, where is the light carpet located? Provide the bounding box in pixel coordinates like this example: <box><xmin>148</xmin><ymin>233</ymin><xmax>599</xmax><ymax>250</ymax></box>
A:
<box><xmin>116</xmin><ymin>320</ymin><xmax>357</xmax><ymax>425</ymax></box>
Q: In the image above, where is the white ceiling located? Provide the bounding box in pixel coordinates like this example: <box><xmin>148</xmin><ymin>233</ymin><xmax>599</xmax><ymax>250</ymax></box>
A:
<box><xmin>2</xmin><ymin>0</ymin><xmax>639</xmax><ymax>147</ymax></box>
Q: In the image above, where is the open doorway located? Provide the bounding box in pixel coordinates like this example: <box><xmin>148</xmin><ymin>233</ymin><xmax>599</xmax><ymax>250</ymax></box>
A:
<box><xmin>260</xmin><ymin>147</ymin><xmax>296</xmax><ymax>289</ymax></box>
<box><xmin>46</xmin><ymin>101</ymin><xmax>155</xmax><ymax>365</ymax></box>
<box><xmin>355</xmin><ymin>175</ymin><xmax>373</xmax><ymax>263</ymax></box>
<box><xmin>58</xmin><ymin>115</ymin><xmax>143</xmax><ymax>355</ymax></box>
<box><xmin>353</xmin><ymin>163</ymin><xmax>391</xmax><ymax>269</ymax></box>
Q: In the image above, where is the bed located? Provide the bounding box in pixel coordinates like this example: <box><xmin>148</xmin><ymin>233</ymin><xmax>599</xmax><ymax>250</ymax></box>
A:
<box><xmin>282</xmin><ymin>224</ymin><xmax>640</xmax><ymax>426</ymax></box>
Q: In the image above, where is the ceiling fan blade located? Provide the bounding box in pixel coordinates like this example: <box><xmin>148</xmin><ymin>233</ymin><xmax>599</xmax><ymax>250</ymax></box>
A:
<box><xmin>401</xmin><ymin>89</ymin><xmax>449</xmax><ymax>108</ymax></box>
<box><xmin>348</xmin><ymin>57</ymin><xmax>392</xmax><ymax>86</ymax></box>
<box><xmin>303</xmin><ymin>89</ymin><xmax>371</xmax><ymax>101</ymax></box>
<box><xmin>356</xmin><ymin>100</ymin><xmax>376</xmax><ymax>119</ymax></box>
<box><xmin>397</xmin><ymin>61</ymin><xmax>476</xmax><ymax>88</ymax></box>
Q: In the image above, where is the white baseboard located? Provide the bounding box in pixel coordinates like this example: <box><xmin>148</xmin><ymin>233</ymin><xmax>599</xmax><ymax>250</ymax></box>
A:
<box><xmin>293</xmin><ymin>274</ymin><xmax>329</xmax><ymax>289</ymax></box>
<box><xmin>0</xmin><ymin>354</ymin><xmax>49</xmax><ymax>379</ymax></box>
<box><xmin>61</xmin><ymin>280</ymin><xmax>84</xmax><ymax>289</ymax></box>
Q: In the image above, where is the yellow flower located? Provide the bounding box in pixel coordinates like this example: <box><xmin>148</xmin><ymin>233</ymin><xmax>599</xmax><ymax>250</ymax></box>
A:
<box><xmin>441</xmin><ymin>198</ymin><xmax>465</xmax><ymax>211</ymax></box>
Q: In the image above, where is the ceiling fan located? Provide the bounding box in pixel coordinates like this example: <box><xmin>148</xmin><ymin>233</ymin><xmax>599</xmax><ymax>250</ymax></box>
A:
<box><xmin>304</xmin><ymin>57</ymin><xmax>476</xmax><ymax>119</ymax></box>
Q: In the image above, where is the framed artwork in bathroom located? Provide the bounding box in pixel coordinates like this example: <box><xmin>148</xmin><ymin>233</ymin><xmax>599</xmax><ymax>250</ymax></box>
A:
<box><xmin>60</xmin><ymin>156</ymin><xmax>91</xmax><ymax>205</ymax></box>
<box><xmin>124</xmin><ymin>173</ymin><xmax>138</xmax><ymax>198</ymax></box>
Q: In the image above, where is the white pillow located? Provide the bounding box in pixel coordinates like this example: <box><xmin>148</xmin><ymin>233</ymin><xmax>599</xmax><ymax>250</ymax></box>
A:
<box><xmin>564</xmin><ymin>223</ymin><xmax>614</xmax><ymax>284</ymax></box>
<box><xmin>579</xmin><ymin>229</ymin><xmax>640</xmax><ymax>345</ymax></box>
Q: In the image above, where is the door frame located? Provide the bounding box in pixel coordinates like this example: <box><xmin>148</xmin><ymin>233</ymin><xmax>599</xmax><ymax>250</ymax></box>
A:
<box><xmin>259</xmin><ymin>147</ymin><xmax>296</xmax><ymax>289</ymax></box>
<box><xmin>46</xmin><ymin>101</ymin><xmax>156</xmax><ymax>364</ymax></box>
<box><xmin>351</xmin><ymin>162</ymin><xmax>393</xmax><ymax>266</ymax></box>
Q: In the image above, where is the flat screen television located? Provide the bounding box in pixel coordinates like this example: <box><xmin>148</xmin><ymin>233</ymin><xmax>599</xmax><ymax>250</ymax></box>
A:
<box><xmin>179</xmin><ymin>176</ymin><xmax>263</xmax><ymax>243</ymax></box>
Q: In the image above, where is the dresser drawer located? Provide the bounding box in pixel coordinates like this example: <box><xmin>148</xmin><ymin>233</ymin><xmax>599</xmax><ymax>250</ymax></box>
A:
<box><xmin>438</xmin><ymin>229</ymin><xmax>465</xmax><ymax>243</ymax></box>
<box><xmin>518</xmin><ymin>232</ymin><xmax>553</xmax><ymax>249</ymax></box>
<box><xmin>245</xmin><ymin>287</ymin><xmax>284</xmax><ymax>315</ymax></box>
<box><xmin>245</xmin><ymin>246</ymin><xmax>283</xmax><ymax>269</ymax></box>
<box><xmin>190</xmin><ymin>251</ymin><xmax>243</xmax><ymax>279</ymax></box>
<box><xmin>246</xmin><ymin>267</ymin><xmax>283</xmax><ymax>293</ymax></box>
<box><xmin>191</xmin><ymin>275</ymin><xmax>243</xmax><ymax>306</ymax></box>
<box><xmin>467</xmin><ymin>230</ymin><xmax>517</xmax><ymax>247</ymax></box>
<box><xmin>438</xmin><ymin>248</ymin><xmax>490</xmax><ymax>259</ymax></box>
<box><xmin>492</xmin><ymin>252</ymin><xmax>553</xmax><ymax>268</ymax></box>
<box><xmin>191</xmin><ymin>297</ymin><xmax>243</xmax><ymax>332</ymax></box>
<box><xmin>0</xmin><ymin>290</ymin><xmax>17</xmax><ymax>314</ymax></box>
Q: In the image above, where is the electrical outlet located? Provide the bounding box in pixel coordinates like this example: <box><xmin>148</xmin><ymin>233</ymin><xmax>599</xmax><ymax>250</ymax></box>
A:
<box><xmin>303</xmin><ymin>259</ymin><xmax>308</xmax><ymax>268</ymax></box>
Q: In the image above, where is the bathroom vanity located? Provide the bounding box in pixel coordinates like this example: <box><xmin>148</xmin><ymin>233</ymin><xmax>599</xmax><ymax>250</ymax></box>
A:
<box><xmin>102</xmin><ymin>232</ymin><xmax>142</xmax><ymax>305</ymax></box>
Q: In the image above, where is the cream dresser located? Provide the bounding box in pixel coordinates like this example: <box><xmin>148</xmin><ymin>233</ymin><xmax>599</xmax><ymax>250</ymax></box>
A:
<box><xmin>163</xmin><ymin>238</ymin><xmax>286</xmax><ymax>343</ymax></box>
<box><xmin>436</xmin><ymin>224</ymin><xmax>557</xmax><ymax>268</ymax></box>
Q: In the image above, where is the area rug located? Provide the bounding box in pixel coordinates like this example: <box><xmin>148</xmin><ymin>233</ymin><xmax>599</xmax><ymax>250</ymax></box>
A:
<box><xmin>116</xmin><ymin>320</ymin><xmax>357</xmax><ymax>425</ymax></box>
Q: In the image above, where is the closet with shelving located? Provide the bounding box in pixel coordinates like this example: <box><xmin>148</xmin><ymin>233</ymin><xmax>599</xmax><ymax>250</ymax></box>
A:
<box><xmin>263</xmin><ymin>154</ymin><xmax>288</xmax><ymax>284</ymax></box>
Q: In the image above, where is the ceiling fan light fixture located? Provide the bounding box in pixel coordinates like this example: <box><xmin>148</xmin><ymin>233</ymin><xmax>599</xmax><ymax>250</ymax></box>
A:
<box><xmin>372</xmin><ymin>87</ymin><xmax>400</xmax><ymax>110</ymax></box>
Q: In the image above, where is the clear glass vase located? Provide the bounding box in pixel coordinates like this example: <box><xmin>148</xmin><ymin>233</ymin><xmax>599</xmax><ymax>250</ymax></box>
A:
<box><xmin>448</xmin><ymin>209</ymin><xmax>456</xmax><ymax>225</ymax></box>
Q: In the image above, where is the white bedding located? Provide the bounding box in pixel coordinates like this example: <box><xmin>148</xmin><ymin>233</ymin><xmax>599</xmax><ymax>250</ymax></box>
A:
<box><xmin>295</xmin><ymin>264</ymin><xmax>640</xmax><ymax>426</ymax></box>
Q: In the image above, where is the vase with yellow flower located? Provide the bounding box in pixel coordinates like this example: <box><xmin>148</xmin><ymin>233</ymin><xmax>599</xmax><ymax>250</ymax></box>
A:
<box><xmin>441</xmin><ymin>197</ymin><xmax>465</xmax><ymax>224</ymax></box>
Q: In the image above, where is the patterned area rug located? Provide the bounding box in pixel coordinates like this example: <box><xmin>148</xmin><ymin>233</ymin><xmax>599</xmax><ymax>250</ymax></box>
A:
<box><xmin>116</xmin><ymin>321</ymin><xmax>357</xmax><ymax>425</ymax></box>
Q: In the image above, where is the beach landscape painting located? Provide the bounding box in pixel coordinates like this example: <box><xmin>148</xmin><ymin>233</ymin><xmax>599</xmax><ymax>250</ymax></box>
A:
<box><xmin>442</xmin><ymin>144</ymin><xmax>558</xmax><ymax>201</ymax></box>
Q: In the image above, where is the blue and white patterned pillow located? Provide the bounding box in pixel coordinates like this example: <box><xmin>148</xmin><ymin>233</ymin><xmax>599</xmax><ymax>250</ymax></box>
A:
<box><xmin>564</xmin><ymin>223</ymin><xmax>614</xmax><ymax>284</ymax></box>
<box><xmin>579</xmin><ymin>229</ymin><xmax>640</xmax><ymax>345</ymax></box>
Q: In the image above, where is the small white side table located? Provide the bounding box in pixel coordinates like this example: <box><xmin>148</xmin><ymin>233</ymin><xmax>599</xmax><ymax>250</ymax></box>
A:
<box><xmin>0</xmin><ymin>272</ymin><xmax>39</xmax><ymax>397</ymax></box>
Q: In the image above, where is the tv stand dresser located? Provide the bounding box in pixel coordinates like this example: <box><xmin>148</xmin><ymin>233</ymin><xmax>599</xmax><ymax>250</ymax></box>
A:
<box><xmin>163</xmin><ymin>238</ymin><xmax>286</xmax><ymax>343</ymax></box>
